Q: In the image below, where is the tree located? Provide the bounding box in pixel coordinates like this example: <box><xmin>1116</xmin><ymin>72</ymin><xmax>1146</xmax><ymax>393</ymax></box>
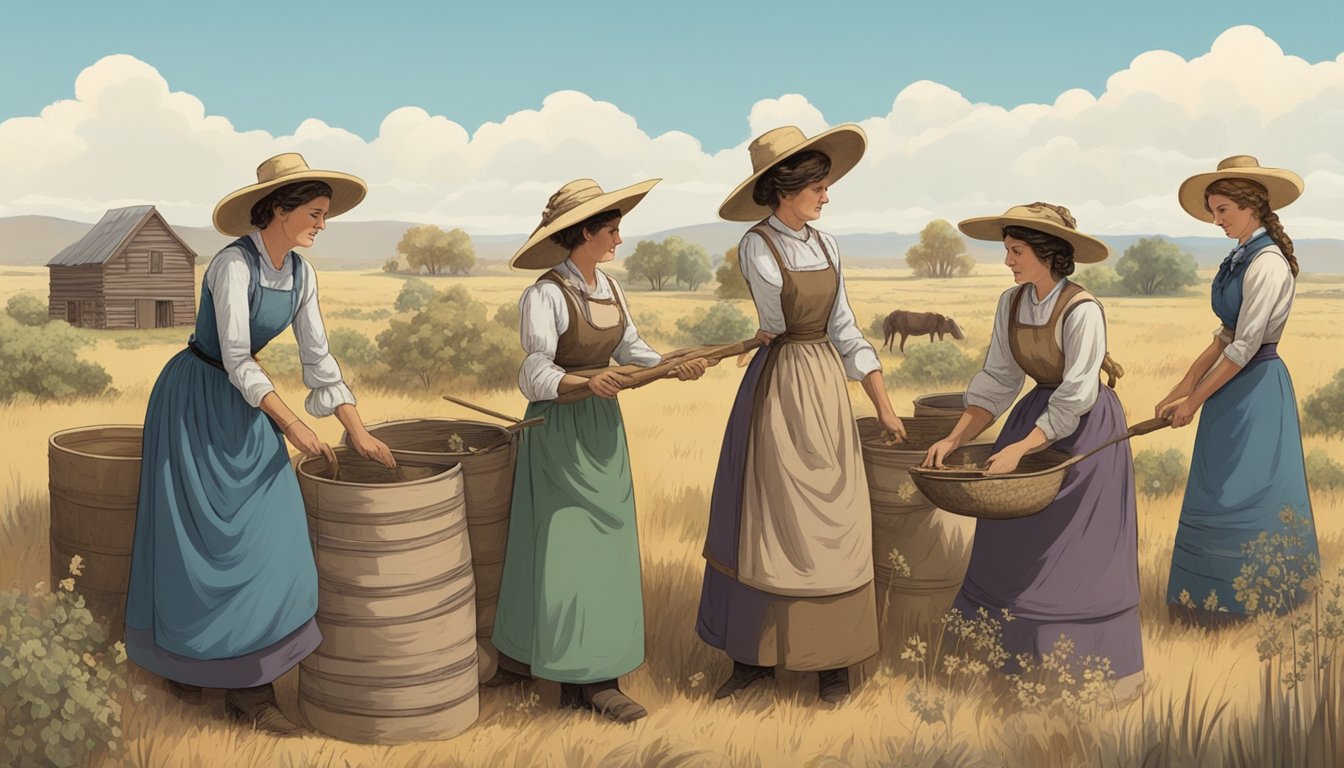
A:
<box><xmin>665</xmin><ymin>237</ymin><xmax>713</xmax><ymax>292</ymax></box>
<box><xmin>623</xmin><ymin>240</ymin><xmax>678</xmax><ymax>291</ymax></box>
<box><xmin>6</xmin><ymin>293</ymin><xmax>49</xmax><ymax>326</ymax></box>
<box><xmin>397</xmin><ymin>225</ymin><xmax>476</xmax><ymax>275</ymax></box>
<box><xmin>382</xmin><ymin>257</ymin><xmax>401</xmax><ymax>273</ymax></box>
<box><xmin>906</xmin><ymin>220</ymin><xmax>975</xmax><ymax>278</ymax></box>
<box><xmin>715</xmin><ymin>246</ymin><xmax>751</xmax><ymax>299</ymax></box>
<box><xmin>395</xmin><ymin>278</ymin><xmax>437</xmax><ymax>313</ymax></box>
<box><xmin>1114</xmin><ymin>238</ymin><xmax>1198</xmax><ymax>296</ymax></box>
<box><xmin>1303</xmin><ymin>368</ymin><xmax>1344</xmax><ymax>438</ymax></box>
<box><xmin>375</xmin><ymin>286</ymin><xmax>522</xmax><ymax>391</ymax></box>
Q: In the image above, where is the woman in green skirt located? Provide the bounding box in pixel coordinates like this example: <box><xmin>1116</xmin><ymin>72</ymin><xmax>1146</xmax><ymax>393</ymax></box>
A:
<box><xmin>492</xmin><ymin>178</ymin><xmax>707</xmax><ymax>723</ymax></box>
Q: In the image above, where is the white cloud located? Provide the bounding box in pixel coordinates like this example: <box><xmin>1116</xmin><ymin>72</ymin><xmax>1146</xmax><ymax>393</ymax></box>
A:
<box><xmin>1</xmin><ymin>26</ymin><xmax>1342</xmax><ymax>239</ymax></box>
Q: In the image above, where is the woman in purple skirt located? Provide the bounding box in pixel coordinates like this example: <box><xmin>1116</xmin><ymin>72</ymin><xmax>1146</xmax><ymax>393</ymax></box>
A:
<box><xmin>922</xmin><ymin>203</ymin><xmax>1143</xmax><ymax>697</ymax></box>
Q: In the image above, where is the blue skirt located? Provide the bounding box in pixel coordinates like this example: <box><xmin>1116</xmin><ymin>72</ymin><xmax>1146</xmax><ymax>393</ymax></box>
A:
<box><xmin>1166</xmin><ymin>347</ymin><xmax>1318</xmax><ymax>615</ymax></box>
<box><xmin>124</xmin><ymin>349</ymin><xmax>321</xmax><ymax>687</ymax></box>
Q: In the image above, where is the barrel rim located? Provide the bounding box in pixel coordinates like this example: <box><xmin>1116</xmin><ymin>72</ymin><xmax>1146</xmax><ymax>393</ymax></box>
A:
<box><xmin>352</xmin><ymin>418</ymin><xmax>513</xmax><ymax>458</ymax></box>
<box><xmin>912</xmin><ymin>391</ymin><xmax>966</xmax><ymax>406</ymax></box>
<box><xmin>48</xmin><ymin>424</ymin><xmax>143</xmax><ymax>461</ymax></box>
<box><xmin>296</xmin><ymin>448</ymin><xmax>465</xmax><ymax>489</ymax></box>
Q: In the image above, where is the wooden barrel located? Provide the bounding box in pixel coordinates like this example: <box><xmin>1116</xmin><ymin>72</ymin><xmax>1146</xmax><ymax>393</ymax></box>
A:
<box><xmin>856</xmin><ymin>418</ymin><xmax>973</xmax><ymax>652</ymax></box>
<box><xmin>48</xmin><ymin>425</ymin><xmax>142</xmax><ymax>639</ymax></box>
<box><xmin>297</xmin><ymin>449</ymin><xmax>479</xmax><ymax>744</ymax></box>
<box><xmin>913</xmin><ymin>392</ymin><xmax>967</xmax><ymax>418</ymax></box>
<box><xmin>352</xmin><ymin>419</ymin><xmax>516</xmax><ymax>682</ymax></box>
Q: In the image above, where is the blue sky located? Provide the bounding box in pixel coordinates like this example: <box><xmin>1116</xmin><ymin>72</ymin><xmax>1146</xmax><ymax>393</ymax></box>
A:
<box><xmin>3</xmin><ymin>0</ymin><xmax>1341</xmax><ymax>152</ymax></box>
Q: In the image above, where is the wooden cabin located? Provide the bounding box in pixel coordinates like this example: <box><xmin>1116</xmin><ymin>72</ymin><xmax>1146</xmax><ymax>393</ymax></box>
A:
<box><xmin>47</xmin><ymin>206</ymin><xmax>198</xmax><ymax>329</ymax></box>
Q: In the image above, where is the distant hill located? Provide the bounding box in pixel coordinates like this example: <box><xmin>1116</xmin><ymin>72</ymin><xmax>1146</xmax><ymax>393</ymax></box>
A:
<box><xmin>2</xmin><ymin>214</ymin><xmax>1340</xmax><ymax>273</ymax></box>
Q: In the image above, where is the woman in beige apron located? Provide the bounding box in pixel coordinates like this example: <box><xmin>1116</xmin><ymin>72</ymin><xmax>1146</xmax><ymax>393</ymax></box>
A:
<box><xmin>697</xmin><ymin>125</ymin><xmax>905</xmax><ymax>705</ymax></box>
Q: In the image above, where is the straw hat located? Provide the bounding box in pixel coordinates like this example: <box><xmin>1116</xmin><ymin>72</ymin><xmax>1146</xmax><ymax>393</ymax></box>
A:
<box><xmin>958</xmin><ymin>203</ymin><xmax>1111</xmax><ymax>263</ymax></box>
<box><xmin>718</xmin><ymin>125</ymin><xmax>867</xmax><ymax>222</ymax></box>
<box><xmin>1178</xmin><ymin>155</ymin><xmax>1304</xmax><ymax>223</ymax></box>
<box><xmin>212</xmin><ymin>153</ymin><xmax>367</xmax><ymax>236</ymax></box>
<box><xmin>510</xmin><ymin>178</ymin><xmax>659</xmax><ymax>270</ymax></box>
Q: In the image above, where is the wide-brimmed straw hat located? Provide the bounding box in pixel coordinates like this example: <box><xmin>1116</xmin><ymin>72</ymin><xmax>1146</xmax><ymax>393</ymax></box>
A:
<box><xmin>1178</xmin><ymin>155</ymin><xmax>1304</xmax><ymax>223</ymax></box>
<box><xmin>510</xmin><ymin>178</ymin><xmax>659</xmax><ymax>270</ymax></box>
<box><xmin>213</xmin><ymin>153</ymin><xmax>367</xmax><ymax>236</ymax></box>
<box><xmin>718</xmin><ymin>124</ymin><xmax>867</xmax><ymax>222</ymax></box>
<box><xmin>958</xmin><ymin>203</ymin><xmax>1111</xmax><ymax>264</ymax></box>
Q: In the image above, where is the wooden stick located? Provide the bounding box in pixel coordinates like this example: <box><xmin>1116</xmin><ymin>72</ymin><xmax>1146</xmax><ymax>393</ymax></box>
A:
<box><xmin>440</xmin><ymin>394</ymin><xmax>522</xmax><ymax>424</ymax></box>
<box><xmin>554</xmin><ymin>338</ymin><xmax>765</xmax><ymax>404</ymax></box>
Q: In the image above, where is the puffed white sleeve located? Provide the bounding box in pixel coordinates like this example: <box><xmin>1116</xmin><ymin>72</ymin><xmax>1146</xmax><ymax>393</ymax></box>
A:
<box><xmin>964</xmin><ymin>288</ymin><xmax>1026</xmax><ymax>419</ymax></box>
<box><xmin>822</xmin><ymin>233</ymin><xmax>881</xmax><ymax>380</ymax></box>
<box><xmin>1222</xmin><ymin>251</ymin><xmax>1293</xmax><ymax>367</ymax></box>
<box><xmin>290</xmin><ymin>260</ymin><xmax>357</xmax><ymax>417</ymax></box>
<box><xmin>1035</xmin><ymin>302</ymin><xmax>1105</xmax><ymax>441</ymax></box>
<box><xmin>517</xmin><ymin>282</ymin><xmax>570</xmax><ymax>402</ymax></box>
<box><xmin>609</xmin><ymin>277</ymin><xmax>661</xmax><ymax>367</ymax></box>
<box><xmin>738</xmin><ymin>232</ymin><xmax>787</xmax><ymax>335</ymax></box>
<box><xmin>205</xmin><ymin>248</ymin><xmax>276</xmax><ymax>408</ymax></box>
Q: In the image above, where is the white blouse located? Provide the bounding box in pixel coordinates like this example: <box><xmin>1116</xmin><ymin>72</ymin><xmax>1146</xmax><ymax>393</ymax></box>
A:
<box><xmin>204</xmin><ymin>232</ymin><xmax>356</xmax><ymax>417</ymax></box>
<box><xmin>1213</xmin><ymin>228</ymin><xmax>1295</xmax><ymax>368</ymax></box>
<box><xmin>517</xmin><ymin>259</ymin><xmax>661</xmax><ymax>402</ymax></box>
<box><xmin>964</xmin><ymin>279</ymin><xmax>1107</xmax><ymax>442</ymax></box>
<box><xmin>738</xmin><ymin>216</ymin><xmax>882</xmax><ymax>381</ymax></box>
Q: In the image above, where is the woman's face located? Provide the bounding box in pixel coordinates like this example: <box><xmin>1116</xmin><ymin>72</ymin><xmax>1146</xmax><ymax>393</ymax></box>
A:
<box><xmin>1003</xmin><ymin>235</ymin><xmax>1051</xmax><ymax>285</ymax></box>
<box><xmin>583</xmin><ymin>218</ymin><xmax>623</xmax><ymax>263</ymax></box>
<box><xmin>274</xmin><ymin>196</ymin><xmax>331</xmax><ymax>248</ymax></box>
<box><xmin>1207</xmin><ymin>193</ymin><xmax>1259</xmax><ymax>241</ymax></box>
<box><xmin>778</xmin><ymin>180</ymin><xmax>829</xmax><ymax>223</ymax></box>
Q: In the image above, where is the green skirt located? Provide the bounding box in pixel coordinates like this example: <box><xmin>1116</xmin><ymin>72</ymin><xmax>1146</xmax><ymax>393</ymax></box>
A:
<box><xmin>491</xmin><ymin>397</ymin><xmax>645</xmax><ymax>683</ymax></box>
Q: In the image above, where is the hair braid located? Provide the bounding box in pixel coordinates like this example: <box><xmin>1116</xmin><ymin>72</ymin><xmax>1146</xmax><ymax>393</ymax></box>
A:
<box><xmin>1204</xmin><ymin>178</ymin><xmax>1298</xmax><ymax>277</ymax></box>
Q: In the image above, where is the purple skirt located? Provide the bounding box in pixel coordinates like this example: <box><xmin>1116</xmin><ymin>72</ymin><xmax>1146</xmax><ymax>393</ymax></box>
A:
<box><xmin>954</xmin><ymin>385</ymin><xmax>1143</xmax><ymax>676</ymax></box>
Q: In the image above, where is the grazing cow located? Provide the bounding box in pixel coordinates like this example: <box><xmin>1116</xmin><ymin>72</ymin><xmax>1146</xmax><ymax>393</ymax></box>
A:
<box><xmin>882</xmin><ymin>310</ymin><xmax>966</xmax><ymax>353</ymax></box>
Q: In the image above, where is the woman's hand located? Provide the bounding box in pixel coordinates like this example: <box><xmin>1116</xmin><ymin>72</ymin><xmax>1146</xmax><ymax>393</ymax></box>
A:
<box><xmin>984</xmin><ymin>443</ymin><xmax>1027</xmax><ymax>475</ymax></box>
<box><xmin>349</xmin><ymin>429</ymin><xmax>396</xmax><ymax>469</ymax></box>
<box><xmin>673</xmin><ymin>357</ymin><xmax>709</xmax><ymax>381</ymax></box>
<box><xmin>1167</xmin><ymin>397</ymin><xmax>1201</xmax><ymax>429</ymax></box>
<box><xmin>922</xmin><ymin>436</ymin><xmax>961</xmax><ymax>469</ymax></box>
<box><xmin>878</xmin><ymin>412</ymin><xmax>906</xmax><ymax>444</ymax></box>
<box><xmin>1155</xmin><ymin>381</ymin><xmax>1194</xmax><ymax>419</ymax></box>
<box><xmin>753</xmin><ymin>328</ymin><xmax>777</xmax><ymax>346</ymax></box>
<box><xmin>587</xmin><ymin>370</ymin><xmax>631</xmax><ymax>399</ymax></box>
<box><xmin>283</xmin><ymin>419</ymin><xmax>326</xmax><ymax>457</ymax></box>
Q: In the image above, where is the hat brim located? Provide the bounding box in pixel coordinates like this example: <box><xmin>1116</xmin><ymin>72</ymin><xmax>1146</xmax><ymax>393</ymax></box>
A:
<box><xmin>958</xmin><ymin>216</ymin><xmax>1111</xmax><ymax>264</ymax></box>
<box><xmin>510</xmin><ymin>179</ymin><xmax>660</xmax><ymax>270</ymax></box>
<box><xmin>718</xmin><ymin>125</ymin><xmax>867</xmax><ymax>222</ymax></box>
<box><xmin>212</xmin><ymin>170</ymin><xmax>368</xmax><ymax>237</ymax></box>
<box><xmin>1177</xmin><ymin>168</ymin><xmax>1304</xmax><ymax>223</ymax></box>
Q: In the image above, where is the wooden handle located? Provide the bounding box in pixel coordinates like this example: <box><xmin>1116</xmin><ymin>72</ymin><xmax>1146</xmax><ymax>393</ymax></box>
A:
<box><xmin>554</xmin><ymin>337</ymin><xmax>765</xmax><ymax>405</ymax></box>
<box><xmin>1128</xmin><ymin>416</ymin><xmax>1171</xmax><ymax>437</ymax></box>
<box><xmin>441</xmin><ymin>394</ymin><xmax>523</xmax><ymax>424</ymax></box>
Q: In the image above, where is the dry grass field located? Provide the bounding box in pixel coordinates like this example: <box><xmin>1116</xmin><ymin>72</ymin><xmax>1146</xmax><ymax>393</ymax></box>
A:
<box><xmin>2</xmin><ymin>260</ymin><xmax>1343</xmax><ymax>767</ymax></box>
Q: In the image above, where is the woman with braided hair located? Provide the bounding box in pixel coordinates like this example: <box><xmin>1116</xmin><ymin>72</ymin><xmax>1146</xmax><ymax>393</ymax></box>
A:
<box><xmin>1160</xmin><ymin>156</ymin><xmax>1318</xmax><ymax>626</ymax></box>
<box><xmin>922</xmin><ymin>202</ymin><xmax>1144</xmax><ymax>699</ymax></box>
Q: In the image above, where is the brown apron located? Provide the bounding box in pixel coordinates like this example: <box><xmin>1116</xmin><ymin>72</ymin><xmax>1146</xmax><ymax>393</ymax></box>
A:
<box><xmin>539</xmin><ymin>270</ymin><xmax>625</xmax><ymax>371</ymax></box>
<box><xmin>1008</xmin><ymin>282</ymin><xmax>1122</xmax><ymax>388</ymax></box>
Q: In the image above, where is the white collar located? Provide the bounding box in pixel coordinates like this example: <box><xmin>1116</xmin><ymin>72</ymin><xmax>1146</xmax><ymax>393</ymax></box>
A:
<box><xmin>248</xmin><ymin>231</ymin><xmax>291</xmax><ymax>274</ymax></box>
<box><xmin>767</xmin><ymin>214</ymin><xmax>811</xmax><ymax>242</ymax></box>
<box><xmin>556</xmin><ymin>258</ymin><xmax>607</xmax><ymax>297</ymax></box>
<box><xmin>1026</xmin><ymin>277</ymin><xmax>1068</xmax><ymax>306</ymax></box>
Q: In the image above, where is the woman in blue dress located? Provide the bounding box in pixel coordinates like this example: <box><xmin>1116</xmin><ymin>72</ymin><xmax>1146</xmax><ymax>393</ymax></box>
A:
<box><xmin>125</xmin><ymin>153</ymin><xmax>395</xmax><ymax>734</ymax></box>
<box><xmin>1159</xmin><ymin>156</ymin><xmax>1318</xmax><ymax>626</ymax></box>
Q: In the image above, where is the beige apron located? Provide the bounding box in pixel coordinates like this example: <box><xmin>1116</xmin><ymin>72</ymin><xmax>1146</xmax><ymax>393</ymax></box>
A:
<box><xmin>735</xmin><ymin>225</ymin><xmax>874</xmax><ymax>597</ymax></box>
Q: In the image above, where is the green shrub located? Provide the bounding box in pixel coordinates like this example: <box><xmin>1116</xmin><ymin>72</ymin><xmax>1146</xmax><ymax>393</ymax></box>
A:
<box><xmin>1133</xmin><ymin>447</ymin><xmax>1188</xmax><ymax>497</ymax></box>
<box><xmin>632</xmin><ymin>311</ymin><xmax>664</xmax><ymax>340</ymax></box>
<box><xmin>0</xmin><ymin>556</ymin><xmax>129</xmax><ymax>768</ymax></box>
<box><xmin>1073</xmin><ymin>265</ymin><xmax>1124</xmax><ymax>297</ymax></box>
<box><xmin>376</xmin><ymin>285</ymin><xmax>522</xmax><ymax>391</ymax></box>
<box><xmin>1305</xmin><ymin>448</ymin><xmax>1344</xmax><ymax>490</ymax></box>
<box><xmin>868</xmin><ymin>313</ymin><xmax>886</xmax><ymax>341</ymax></box>
<box><xmin>114</xmin><ymin>336</ymin><xmax>150</xmax><ymax>350</ymax></box>
<box><xmin>5</xmin><ymin>293</ymin><xmax>49</xmax><ymax>326</ymax></box>
<box><xmin>885</xmin><ymin>341</ymin><xmax>980</xmax><ymax>387</ymax></box>
<box><xmin>254</xmin><ymin>341</ymin><xmax>302</xmax><ymax>381</ymax></box>
<box><xmin>1302</xmin><ymin>369</ymin><xmax>1344</xmax><ymax>438</ymax></box>
<box><xmin>0</xmin><ymin>317</ymin><xmax>111</xmax><ymax>402</ymax></box>
<box><xmin>395</xmin><ymin>279</ymin><xmax>437</xmax><ymax>313</ymax></box>
<box><xmin>676</xmin><ymin>302</ymin><xmax>755</xmax><ymax>345</ymax></box>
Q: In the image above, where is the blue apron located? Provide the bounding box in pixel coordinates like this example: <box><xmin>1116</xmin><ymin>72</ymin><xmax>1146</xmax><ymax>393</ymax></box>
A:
<box><xmin>125</xmin><ymin>236</ymin><xmax>321</xmax><ymax>685</ymax></box>
<box><xmin>1166</xmin><ymin>233</ymin><xmax>1318</xmax><ymax>615</ymax></box>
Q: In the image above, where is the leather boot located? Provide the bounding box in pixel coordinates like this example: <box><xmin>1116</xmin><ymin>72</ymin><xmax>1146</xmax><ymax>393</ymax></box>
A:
<box><xmin>560</xmin><ymin>679</ymin><xmax>647</xmax><ymax>723</ymax></box>
<box><xmin>818</xmin><ymin>667</ymin><xmax>851</xmax><ymax>704</ymax></box>
<box><xmin>713</xmin><ymin>661</ymin><xmax>774</xmax><ymax>700</ymax></box>
<box><xmin>225</xmin><ymin>684</ymin><xmax>303</xmax><ymax>736</ymax></box>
